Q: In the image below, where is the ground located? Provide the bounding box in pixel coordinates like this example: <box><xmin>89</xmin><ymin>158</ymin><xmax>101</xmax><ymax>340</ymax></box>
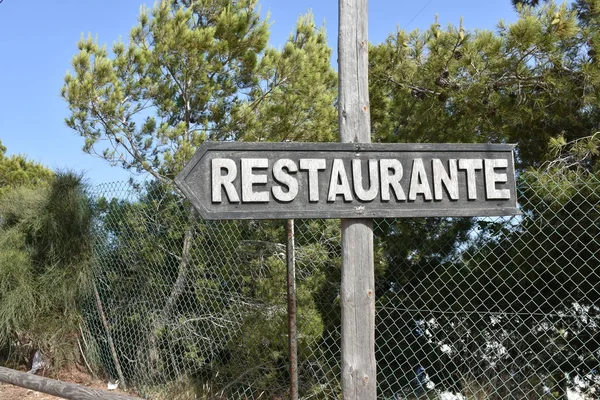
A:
<box><xmin>0</xmin><ymin>366</ymin><xmax>131</xmax><ymax>399</ymax></box>
<box><xmin>0</xmin><ymin>383</ymin><xmax>62</xmax><ymax>399</ymax></box>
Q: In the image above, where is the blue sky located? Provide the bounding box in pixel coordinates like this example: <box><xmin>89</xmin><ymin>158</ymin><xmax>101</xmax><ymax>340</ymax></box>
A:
<box><xmin>0</xmin><ymin>0</ymin><xmax>522</xmax><ymax>185</ymax></box>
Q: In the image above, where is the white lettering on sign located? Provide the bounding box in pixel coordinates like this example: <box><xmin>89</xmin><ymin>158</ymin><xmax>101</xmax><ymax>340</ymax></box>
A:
<box><xmin>458</xmin><ymin>159</ymin><xmax>483</xmax><ymax>200</ymax></box>
<box><xmin>408</xmin><ymin>158</ymin><xmax>433</xmax><ymax>201</ymax></box>
<box><xmin>272</xmin><ymin>159</ymin><xmax>298</xmax><ymax>202</ymax></box>
<box><xmin>484</xmin><ymin>159</ymin><xmax>510</xmax><ymax>199</ymax></box>
<box><xmin>379</xmin><ymin>159</ymin><xmax>406</xmax><ymax>202</ymax></box>
<box><xmin>241</xmin><ymin>158</ymin><xmax>269</xmax><ymax>203</ymax></box>
<box><xmin>209</xmin><ymin>157</ymin><xmax>512</xmax><ymax>205</ymax></box>
<box><xmin>212</xmin><ymin>158</ymin><xmax>240</xmax><ymax>203</ymax></box>
<box><xmin>299</xmin><ymin>159</ymin><xmax>326</xmax><ymax>202</ymax></box>
<box><xmin>353</xmin><ymin>159</ymin><xmax>379</xmax><ymax>201</ymax></box>
<box><xmin>433</xmin><ymin>159</ymin><xmax>458</xmax><ymax>201</ymax></box>
<box><xmin>328</xmin><ymin>159</ymin><xmax>353</xmax><ymax>202</ymax></box>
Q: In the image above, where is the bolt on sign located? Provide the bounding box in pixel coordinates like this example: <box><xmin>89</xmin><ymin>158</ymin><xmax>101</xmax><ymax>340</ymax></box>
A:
<box><xmin>175</xmin><ymin>142</ymin><xmax>519</xmax><ymax>220</ymax></box>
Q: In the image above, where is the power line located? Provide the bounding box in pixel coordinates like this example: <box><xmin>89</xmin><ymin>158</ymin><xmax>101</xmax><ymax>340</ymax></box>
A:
<box><xmin>404</xmin><ymin>0</ymin><xmax>435</xmax><ymax>30</ymax></box>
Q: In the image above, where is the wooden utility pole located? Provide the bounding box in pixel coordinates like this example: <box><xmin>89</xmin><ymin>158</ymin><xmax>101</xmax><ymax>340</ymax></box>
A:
<box><xmin>338</xmin><ymin>0</ymin><xmax>376</xmax><ymax>398</ymax></box>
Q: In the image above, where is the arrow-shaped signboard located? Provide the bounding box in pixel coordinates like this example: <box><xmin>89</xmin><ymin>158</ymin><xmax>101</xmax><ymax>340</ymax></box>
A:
<box><xmin>175</xmin><ymin>142</ymin><xmax>519</xmax><ymax>220</ymax></box>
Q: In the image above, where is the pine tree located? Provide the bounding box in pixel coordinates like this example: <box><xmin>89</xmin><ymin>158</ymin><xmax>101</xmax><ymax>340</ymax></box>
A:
<box><xmin>232</xmin><ymin>13</ymin><xmax>337</xmax><ymax>142</ymax></box>
<box><xmin>62</xmin><ymin>2</ymin><xmax>337</xmax><ymax>180</ymax></box>
<box><xmin>0</xmin><ymin>140</ymin><xmax>53</xmax><ymax>198</ymax></box>
<box><xmin>62</xmin><ymin>0</ymin><xmax>269</xmax><ymax>182</ymax></box>
<box><xmin>369</xmin><ymin>1</ymin><xmax>600</xmax><ymax>168</ymax></box>
<box><xmin>62</xmin><ymin>0</ymin><xmax>268</xmax><ymax>373</ymax></box>
<box><xmin>62</xmin><ymin>2</ymin><xmax>338</xmax><ymax>393</ymax></box>
<box><xmin>370</xmin><ymin>2</ymin><xmax>600</xmax><ymax>396</ymax></box>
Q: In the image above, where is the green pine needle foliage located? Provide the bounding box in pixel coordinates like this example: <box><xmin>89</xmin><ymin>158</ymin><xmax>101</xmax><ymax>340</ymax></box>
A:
<box><xmin>369</xmin><ymin>0</ymin><xmax>600</xmax><ymax>169</ymax></box>
<box><xmin>0</xmin><ymin>140</ymin><xmax>53</xmax><ymax>199</ymax></box>
<box><xmin>0</xmin><ymin>171</ymin><xmax>93</xmax><ymax>369</ymax></box>
<box><xmin>62</xmin><ymin>1</ymin><xmax>337</xmax><ymax>183</ymax></box>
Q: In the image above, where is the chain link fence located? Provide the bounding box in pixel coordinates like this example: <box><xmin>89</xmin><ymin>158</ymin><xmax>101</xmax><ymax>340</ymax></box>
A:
<box><xmin>84</xmin><ymin>174</ymin><xmax>599</xmax><ymax>399</ymax></box>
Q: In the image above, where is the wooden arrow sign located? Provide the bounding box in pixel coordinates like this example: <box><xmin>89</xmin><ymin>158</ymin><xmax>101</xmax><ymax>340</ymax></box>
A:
<box><xmin>175</xmin><ymin>142</ymin><xmax>519</xmax><ymax>220</ymax></box>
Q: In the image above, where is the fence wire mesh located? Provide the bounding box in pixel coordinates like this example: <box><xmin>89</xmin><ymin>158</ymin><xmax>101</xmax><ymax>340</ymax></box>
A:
<box><xmin>85</xmin><ymin>175</ymin><xmax>599</xmax><ymax>399</ymax></box>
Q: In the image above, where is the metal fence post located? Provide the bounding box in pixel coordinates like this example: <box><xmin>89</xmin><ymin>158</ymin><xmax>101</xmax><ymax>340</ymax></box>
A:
<box><xmin>286</xmin><ymin>219</ymin><xmax>299</xmax><ymax>400</ymax></box>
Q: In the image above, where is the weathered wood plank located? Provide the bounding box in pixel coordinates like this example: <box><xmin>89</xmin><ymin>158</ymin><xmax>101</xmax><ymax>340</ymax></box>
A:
<box><xmin>175</xmin><ymin>143</ymin><xmax>519</xmax><ymax>220</ymax></box>
<box><xmin>0</xmin><ymin>367</ymin><xmax>142</xmax><ymax>400</ymax></box>
<box><xmin>338</xmin><ymin>0</ymin><xmax>377</xmax><ymax>398</ymax></box>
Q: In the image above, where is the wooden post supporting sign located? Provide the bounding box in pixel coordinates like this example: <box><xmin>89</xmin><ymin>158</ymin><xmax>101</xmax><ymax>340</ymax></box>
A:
<box><xmin>338</xmin><ymin>0</ymin><xmax>377</xmax><ymax>397</ymax></box>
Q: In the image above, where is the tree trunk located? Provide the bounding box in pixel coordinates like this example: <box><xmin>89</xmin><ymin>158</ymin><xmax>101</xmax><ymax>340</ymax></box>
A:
<box><xmin>160</xmin><ymin>207</ymin><xmax>196</xmax><ymax>320</ymax></box>
<box><xmin>148</xmin><ymin>207</ymin><xmax>197</xmax><ymax>377</ymax></box>
<box><xmin>93</xmin><ymin>282</ymin><xmax>127</xmax><ymax>390</ymax></box>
